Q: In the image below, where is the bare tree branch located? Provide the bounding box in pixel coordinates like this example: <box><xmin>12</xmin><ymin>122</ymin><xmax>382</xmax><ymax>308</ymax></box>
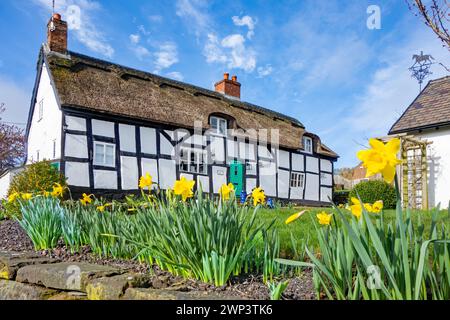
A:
<box><xmin>0</xmin><ymin>104</ymin><xmax>25</xmax><ymax>175</ymax></box>
<box><xmin>406</xmin><ymin>0</ymin><xmax>450</xmax><ymax>51</ymax></box>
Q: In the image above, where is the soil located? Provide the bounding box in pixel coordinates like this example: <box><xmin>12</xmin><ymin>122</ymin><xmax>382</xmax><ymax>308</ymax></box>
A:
<box><xmin>0</xmin><ymin>219</ymin><xmax>315</xmax><ymax>300</ymax></box>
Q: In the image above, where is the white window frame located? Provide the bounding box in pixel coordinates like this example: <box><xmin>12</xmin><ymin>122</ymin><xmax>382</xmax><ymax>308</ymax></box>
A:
<box><xmin>303</xmin><ymin>136</ymin><xmax>313</xmax><ymax>154</ymax></box>
<box><xmin>93</xmin><ymin>141</ymin><xmax>116</xmax><ymax>167</ymax></box>
<box><xmin>38</xmin><ymin>99</ymin><xmax>44</xmax><ymax>121</ymax></box>
<box><xmin>179</xmin><ymin>147</ymin><xmax>207</xmax><ymax>175</ymax></box>
<box><xmin>290</xmin><ymin>172</ymin><xmax>305</xmax><ymax>188</ymax></box>
<box><xmin>210</xmin><ymin>116</ymin><xmax>227</xmax><ymax>136</ymax></box>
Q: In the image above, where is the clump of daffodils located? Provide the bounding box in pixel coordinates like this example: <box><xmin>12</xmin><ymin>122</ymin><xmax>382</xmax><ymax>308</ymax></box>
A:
<box><xmin>173</xmin><ymin>177</ymin><xmax>195</xmax><ymax>202</ymax></box>
<box><xmin>219</xmin><ymin>183</ymin><xmax>235</xmax><ymax>200</ymax></box>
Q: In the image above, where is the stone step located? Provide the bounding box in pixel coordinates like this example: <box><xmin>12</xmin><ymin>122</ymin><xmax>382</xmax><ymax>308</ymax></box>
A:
<box><xmin>0</xmin><ymin>280</ymin><xmax>57</xmax><ymax>300</ymax></box>
<box><xmin>86</xmin><ymin>273</ymin><xmax>152</xmax><ymax>300</ymax></box>
<box><xmin>16</xmin><ymin>262</ymin><xmax>121</xmax><ymax>292</ymax></box>
<box><xmin>122</xmin><ymin>288</ymin><xmax>242</xmax><ymax>300</ymax></box>
<box><xmin>0</xmin><ymin>251</ymin><xmax>59</xmax><ymax>280</ymax></box>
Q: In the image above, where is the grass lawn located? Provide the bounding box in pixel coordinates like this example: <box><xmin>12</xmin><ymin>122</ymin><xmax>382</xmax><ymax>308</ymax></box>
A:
<box><xmin>255</xmin><ymin>206</ymin><xmax>450</xmax><ymax>259</ymax></box>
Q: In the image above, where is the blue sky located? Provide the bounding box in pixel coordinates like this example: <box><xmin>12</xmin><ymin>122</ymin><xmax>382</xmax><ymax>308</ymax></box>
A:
<box><xmin>0</xmin><ymin>0</ymin><xmax>448</xmax><ymax>168</ymax></box>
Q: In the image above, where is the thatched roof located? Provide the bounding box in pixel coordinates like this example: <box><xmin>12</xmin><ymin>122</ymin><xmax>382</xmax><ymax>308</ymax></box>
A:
<box><xmin>43</xmin><ymin>47</ymin><xmax>338</xmax><ymax>158</ymax></box>
<box><xmin>389</xmin><ymin>76</ymin><xmax>450</xmax><ymax>134</ymax></box>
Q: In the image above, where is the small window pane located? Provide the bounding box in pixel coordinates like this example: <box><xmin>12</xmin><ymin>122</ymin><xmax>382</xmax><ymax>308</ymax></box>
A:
<box><xmin>211</xmin><ymin>117</ymin><xmax>218</xmax><ymax>129</ymax></box>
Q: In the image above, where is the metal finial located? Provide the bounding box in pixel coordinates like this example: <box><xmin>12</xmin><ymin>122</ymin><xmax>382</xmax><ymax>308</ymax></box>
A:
<box><xmin>409</xmin><ymin>51</ymin><xmax>435</xmax><ymax>92</ymax></box>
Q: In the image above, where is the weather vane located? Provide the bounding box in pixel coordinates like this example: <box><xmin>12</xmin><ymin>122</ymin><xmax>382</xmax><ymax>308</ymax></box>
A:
<box><xmin>409</xmin><ymin>51</ymin><xmax>434</xmax><ymax>92</ymax></box>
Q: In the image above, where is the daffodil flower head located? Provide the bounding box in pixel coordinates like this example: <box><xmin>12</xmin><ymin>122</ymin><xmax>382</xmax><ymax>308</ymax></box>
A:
<box><xmin>51</xmin><ymin>183</ymin><xmax>64</xmax><ymax>197</ymax></box>
<box><xmin>285</xmin><ymin>210</ymin><xmax>307</xmax><ymax>225</ymax></box>
<box><xmin>316</xmin><ymin>212</ymin><xmax>332</xmax><ymax>226</ymax></box>
<box><xmin>350</xmin><ymin>197</ymin><xmax>363</xmax><ymax>219</ymax></box>
<box><xmin>372</xmin><ymin>200</ymin><xmax>383</xmax><ymax>213</ymax></box>
<box><xmin>80</xmin><ymin>193</ymin><xmax>93</xmax><ymax>205</ymax></box>
<box><xmin>357</xmin><ymin>138</ymin><xmax>401</xmax><ymax>183</ymax></box>
<box><xmin>8</xmin><ymin>192</ymin><xmax>19</xmax><ymax>203</ymax></box>
<box><xmin>219</xmin><ymin>183</ymin><xmax>235</xmax><ymax>200</ymax></box>
<box><xmin>21</xmin><ymin>193</ymin><xmax>33</xmax><ymax>201</ymax></box>
<box><xmin>139</xmin><ymin>173</ymin><xmax>153</xmax><ymax>190</ymax></box>
<box><xmin>252</xmin><ymin>187</ymin><xmax>266</xmax><ymax>207</ymax></box>
<box><xmin>173</xmin><ymin>177</ymin><xmax>195</xmax><ymax>202</ymax></box>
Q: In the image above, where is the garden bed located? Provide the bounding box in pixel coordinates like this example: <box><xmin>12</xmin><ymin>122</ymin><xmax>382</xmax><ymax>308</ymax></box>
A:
<box><xmin>0</xmin><ymin>219</ymin><xmax>315</xmax><ymax>300</ymax></box>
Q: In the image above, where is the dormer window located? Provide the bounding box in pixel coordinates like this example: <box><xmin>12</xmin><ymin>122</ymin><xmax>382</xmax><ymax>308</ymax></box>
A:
<box><xmin>303</xmin><ymin>136</ymin><xmax>313</xmax><ymax>154</ymax></box>
<box><xmin>210</xmin><ymin>116</ymin><xmax>227</xmax><ymax>136</ymax></box>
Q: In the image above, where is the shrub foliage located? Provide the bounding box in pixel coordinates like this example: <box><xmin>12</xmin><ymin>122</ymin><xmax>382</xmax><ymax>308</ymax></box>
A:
<box><xmin>349</xmin><ymin>180</ymin><xmax>396</xmax><ymax>209</ymax></box>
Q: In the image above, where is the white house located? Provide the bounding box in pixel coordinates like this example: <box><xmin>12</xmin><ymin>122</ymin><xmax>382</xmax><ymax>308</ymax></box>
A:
<box><xmin>389</xmin><ymin>76</ymin><xmax>450</xmax><ymax>209</ymax></box>
<box><xmin>2</xmin><ymin>13</ymin><xmax>338</xmax><ymax>205</ymax></box>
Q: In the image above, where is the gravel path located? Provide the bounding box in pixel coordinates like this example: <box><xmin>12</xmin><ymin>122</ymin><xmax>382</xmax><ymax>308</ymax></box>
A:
<box><xmin>0</xmin><ymin>219</ymin><xmax>316</xmax><ymax>300</ymax></box>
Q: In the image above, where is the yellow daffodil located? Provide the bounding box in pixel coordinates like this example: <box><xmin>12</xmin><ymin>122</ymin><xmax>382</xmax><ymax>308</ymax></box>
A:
<box><xmin>173</xmin><ymin>177</ymin><xmax>195</xmax><ymax>202</ymax></box>
<box><xmin>80</xmin><ymin>193</ymin><xmax>93</xmax><ymax>205</ymax></box>
<box><xmin>219</xmin><ymin>183</ymin><xmax>235</xmax><ymax>200</ymax></box>
<box><xmin>357</xmin><ymin>138</ymin><xmax>402</xmax><ymax>183</ymax></box>
<box><xmin>316</xmin><ymin>212</ymin><xmax>332</xmax><ymax>226</ymax></box>
<box><xmin>21</xmin><ymin>193</ymin><xmax>33</xmax><ymax>201</ymax></box>
<box><xmin>97</xmin><ymin>203</ymin><xmax>112</xmax><ymax>212</ymax></box>
<box><xmin>43</xmin><ymin>191</ymin><xmax>51</xmax><ymax>197</ymax></box>
<box><xmin>350</xmin><ymin>197</ymin><xmax>363</xmax><ymax>219</ymax></box>
<box><xmin>372</xmin><ymin>200</ymin><xmax>383</xmax><ymax>213</ymax></box>
<box><xmin>285</xmin><ymin>210</ymin><xmax>307</xmax><ymax>225</ymax></box>
<box><xmin>51</xmin><ymin>183</ymin><xmax>64</xmax><ymax>197</ymax></box>
<box><xmin>139</xmin><ymin>173</ymin><xmax>153</xmax><ymax>190</ymax></box>
<box><xmin>8</xmin><ymin>192</ymin><xmax>19</xmax><ymax>203</ymax></box>
<box><xmin>364</xmin><ymin>203</ymin><xmax>373</xmax><ymax>213</ymax></box>
<box><xmin>252</xmin><ymin>187</ymin><xmax>266</xmax><ymax>206</ymax></box>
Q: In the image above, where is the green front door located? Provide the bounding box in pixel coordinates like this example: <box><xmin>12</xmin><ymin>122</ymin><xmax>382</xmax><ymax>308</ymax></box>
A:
<box><xmin>229</xmin><ymin>160</ymin><xmax>244</xmax><ymax>196</ymax></box>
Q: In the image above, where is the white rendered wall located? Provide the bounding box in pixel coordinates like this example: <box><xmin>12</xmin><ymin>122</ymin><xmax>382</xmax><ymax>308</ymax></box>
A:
<box><xmin>119</xmin><ymin>124</ymin><xmax>136</xmax><ymax>153</ymax></box>
<box><xmin>140</xmin><ymin>127</ymin><xmax>157</xmax><ymax>154</ymax></box>
<box><xmin>415</xmin><ymin>129</ymin><xmax>450</xmax><ymax>209</ymax></box>
<box><xmin>27</xmin><ymin>63</ymin><xmax>62</xmax><ymax>163</ymax></box>
<box><xmin>212</xmin><ymin>166</ymin><xmax>227</xmax><ymax>193</ymax></box>
<box><xmin>0</xmin><ymin>172</ymin><xmax>11</xmax><ymax>199</ymax></box>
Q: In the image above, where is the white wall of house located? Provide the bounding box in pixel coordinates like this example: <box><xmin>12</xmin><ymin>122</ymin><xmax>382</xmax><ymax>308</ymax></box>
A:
<box><xmin>416</xmin><ymin>128</ymin><xmax>450</xmax><ymax>209</ymax></box>
<box><xmin>27</xmin><ymin>63</ymin><xmax>62</xmax><ymax>164</ymax></box>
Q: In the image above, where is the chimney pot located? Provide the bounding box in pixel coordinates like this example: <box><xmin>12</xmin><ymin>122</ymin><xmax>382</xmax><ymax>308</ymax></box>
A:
<box><xmin>214</xmin><ymin>73</ymin><xmax>241</xmax><ymax>99</ymax></box>
<box><xmin>47</xmin><ymin>13</ymin><xmax>68</xmax><ymax>54</ymax></box>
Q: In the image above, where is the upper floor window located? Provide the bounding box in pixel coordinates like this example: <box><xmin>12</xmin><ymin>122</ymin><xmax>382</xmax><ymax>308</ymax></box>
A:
<box><xmin>179</xmin><ymin>147</ymin><xmax>207</xmax><ymax>175</ymax></box>
<box><xmin>38</xmin><ymin>99</ymin><xmax>44</xmax><ymax>121</ymax></box>
<box><xmin>93</xmin><ymin>141</ymin><xmax>115</xmax><ymax>167</ymax></box>
<box><xmin>303</xmin><ymin>136</ymin><xmax>313</xmax><ymax>154</ymax></box>
<box><xmin>210</xmin><ymin>116</ymin><xmax>227</xmax><ymax>136</ymax></box>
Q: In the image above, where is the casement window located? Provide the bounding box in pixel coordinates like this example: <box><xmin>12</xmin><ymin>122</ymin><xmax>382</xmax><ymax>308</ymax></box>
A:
<box><xmin>38</xmin><ymin>99</ymin><xmax>44</xmax><ymax>121</ymax></box>
<box><xmin>290</xmin><ymin>172</ymin><xmax>305</xmax><ymax>188</ymax></box>
<box><xmin>303</xmin><ymin>136</ymin><xmax>313</xmax><ymax>154</ymax></box>
<box><xmin>179</xmin><ymin>147</ymin><xmax>207</xmax><ymax>174</ymax></box>
<box><xmin>246</xmin><ymin>161</ymin><xmax>257</xmax><ymax>175</ymax></box>
<box><xmin>93</xmin><ymin>142</ymin><xmax>115</xmax><ymax>167</ymax></box>
<box><xmin>210</xmin><ymin>116</ymin><xmax>227</xmax><ymax>136</ymax></box>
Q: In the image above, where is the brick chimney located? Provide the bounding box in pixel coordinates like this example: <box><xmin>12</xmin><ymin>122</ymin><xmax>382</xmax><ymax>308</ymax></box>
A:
<box><xmin>214</xmin><ymin>73</ymin><xmax>241</xmax><ymax>99</ymax></box>
<box><xmin>47</xmin><ymin>13</ymin><xmax>68</xmax><ymax>54</ymax></box>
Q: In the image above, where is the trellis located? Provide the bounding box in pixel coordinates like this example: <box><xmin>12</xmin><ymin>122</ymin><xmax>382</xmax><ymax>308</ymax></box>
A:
<box><xmin>400</xmin><ymin>136</ymin><xmax>431</xmax><ymax>210</ymax></box>
<box><xmin>379</xmin><ymin>134</ymin><xmax>431</xmax><ymax>210</ymax></box>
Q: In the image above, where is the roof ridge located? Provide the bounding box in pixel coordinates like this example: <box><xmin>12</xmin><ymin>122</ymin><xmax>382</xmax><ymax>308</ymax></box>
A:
<box><xmin>55</xmin><ymin>50</ymin><xmax>305</xmax><ymax>128</ymax></box>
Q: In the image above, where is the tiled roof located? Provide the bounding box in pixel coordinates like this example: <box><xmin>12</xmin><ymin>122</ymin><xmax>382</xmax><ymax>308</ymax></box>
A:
<box><xmin>389</xmin><ymin>76</ymin><xmax>450</xmax><ymax>134</ymax></box>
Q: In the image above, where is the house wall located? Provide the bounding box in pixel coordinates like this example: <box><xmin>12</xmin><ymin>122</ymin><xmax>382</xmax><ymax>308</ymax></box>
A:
<box><xmin>27</xmin><ymin>63</ymin><xmax>62</xmax><ymax>164</ymax></box>
<box><xmin>0</xmin><ymin>168</ymin><xmax>24</xmax><ymax>199</ymax></box>
<box><xmin>415</xmin><ymin>128</ymin><xmax>450</xmax><ymax>209</ymax></box>
<box><xmin>61</xmin><ymin>108</ymin><xmax>335</xmax><ymax>205</ymax></box>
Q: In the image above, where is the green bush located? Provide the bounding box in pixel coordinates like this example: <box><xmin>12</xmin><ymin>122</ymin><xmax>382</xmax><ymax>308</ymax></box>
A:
<box><xmin>4</xmin><ymin>161</ymin><xmax>67</xmax><ymax>218</ymax></box>
<box><xmin>349</xmin><ymin>180</ymin><xmax>396</xmax><ymax>209</ymax></box>
<box><xmin>333</xmin><ymin>190</ymin><xmax>350</xmax><ymax>205</ymax></box>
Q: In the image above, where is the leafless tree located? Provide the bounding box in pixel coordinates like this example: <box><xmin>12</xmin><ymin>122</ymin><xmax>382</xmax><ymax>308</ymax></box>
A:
<box><xmin>0</xmin><ymin>103</ymin><xmax>25</xmax><ymax>175</ymax></box>
<box><xmin>406</xmin><ymin>0</ymin><xmax>450</xmax><ymax>51</ymax></box>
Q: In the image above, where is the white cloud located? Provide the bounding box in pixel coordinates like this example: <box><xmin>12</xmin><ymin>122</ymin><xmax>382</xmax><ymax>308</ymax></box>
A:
<box><xmin>148</xmin><ymin>15</ymin><xmax>163</xmax><ymax>23</ymax></box>
<box><xmin>129</xmin><ymin>34</ymin><xmax>140</xmax><ymax>44</ymax></box>
<box><xmin>154</xmin><ymin>42</ymin><xmax>179</xmax><ymax>72</ymax></box>
<box><xmin>175</xmin><ymin>0</ymin><xmax>210</xmax><ymax>35</ymax></box>
<box><xmin>203</xmin><ymin>33</ymin><xmax>227</xmax><ymax>64</ymax></box>
<box><xmin>166</xmin><ymin>71</ymin><xmax>184</xmax><ymax>81</ymax></box>
<box><xmin>257</xmin><ymin>64</ymin><xmax>273</xmax><ymax>77</ymax></box>
<box><xmin>232</xmin><ymin>15</ymin><xmax>256</xmax><ymax>39</ymax></box>
<box><xmin>221</xmin><ymin>34</ymin><xmax>256</xmax><ymax>72</ymax></box>
<box><xmin>132</xmin><ymin>46</ymin><xmax>151</xmax><ymax>60</ymax></box>
<box><xmin>0</xmin><ymin>76</ymin><xmax>30</xmax><ymax>125</ymax></box>
<box><xmin>33</xmin><ymin>0</ymin><xmax>114</xmax><ymax>58</ymax></box>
